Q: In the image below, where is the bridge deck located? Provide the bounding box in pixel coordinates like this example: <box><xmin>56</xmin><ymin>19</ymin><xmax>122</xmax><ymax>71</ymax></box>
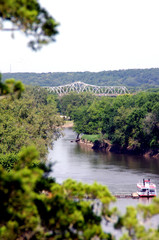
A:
<box><xmin>45</xmin><ymin>81</ymin><xmax>130</xmax><ymax>96</ymax></box>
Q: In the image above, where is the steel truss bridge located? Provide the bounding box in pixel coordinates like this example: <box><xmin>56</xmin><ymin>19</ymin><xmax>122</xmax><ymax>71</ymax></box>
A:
<box><xmin>45</xmin><ymin>81</ymin><xmax>129</xmax><ymax>96</ymax></box>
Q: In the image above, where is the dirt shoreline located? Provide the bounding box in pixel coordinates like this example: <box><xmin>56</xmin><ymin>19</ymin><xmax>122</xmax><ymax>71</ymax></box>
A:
<box><xmin>78</xmin><ymin>138</ymin><xmax>159</xmax><ymax>160</ymax></box>
<box><xmin>62</xmin><ymin>121</ymin><xmax>74</xmax><ymax>128</ymax></box>
<box><xmin>61</xmin><ymin>126</ymin><xmax>159</xmax><ymax>160</ymax></box>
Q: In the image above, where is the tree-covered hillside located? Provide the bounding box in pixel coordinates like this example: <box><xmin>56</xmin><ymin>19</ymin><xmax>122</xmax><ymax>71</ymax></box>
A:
<box><xmin>58</xmin><ymin>91</ymin><xmax>159</xmax><ymax>156</ymax></box>
<box><xmin>2</xmin><ymin>68</ymin><xmax>159</xmax><ymax>89</ymax></box>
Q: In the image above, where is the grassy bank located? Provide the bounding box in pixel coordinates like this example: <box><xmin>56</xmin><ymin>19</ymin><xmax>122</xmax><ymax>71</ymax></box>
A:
<box><xmin>62</xmin><ymin>120</ymin><xmax>74</xmax><ymax>128</ymax></box>
<box><xmin>81</xmin><ymin>134</ymin><xmax>100</xmax><ymax>143</ymax></box>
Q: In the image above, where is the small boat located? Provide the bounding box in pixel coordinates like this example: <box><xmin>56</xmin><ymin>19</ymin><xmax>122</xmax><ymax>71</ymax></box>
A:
<box><xmin>137</xmin><ymin>179</ymin><xmax>157</xmax><ymax>197</ymax></box>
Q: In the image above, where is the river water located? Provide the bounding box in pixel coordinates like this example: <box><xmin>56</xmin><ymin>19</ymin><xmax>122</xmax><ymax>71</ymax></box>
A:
<box><xmin>48</xmin><ymin>128</ymin><xmax>159</xmax><ymax>211</ymax></box>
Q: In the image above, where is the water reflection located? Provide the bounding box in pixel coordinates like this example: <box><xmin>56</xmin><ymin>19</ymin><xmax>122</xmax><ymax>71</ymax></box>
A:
<box><xmin>138</xmin><ymin>197</ymin><xmax>153</xmax><ymax>205</ymax></box>
<box><xmin>49</xmin><ymin>128</ymin><xmax>159</xmax><ymax>195</ymax></box>
<box><xmin>48</xmin><ymin>128</ymin><xmax>159</xmax><ymax>238</ymax></box>
<box><xmin>75</xmin><ymin>142</ymin><xmax>159</xmax><ymax>174</ymax></box>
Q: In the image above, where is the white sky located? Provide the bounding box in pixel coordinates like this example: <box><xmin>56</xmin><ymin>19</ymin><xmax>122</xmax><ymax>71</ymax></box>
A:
<box><xmin>0</xmin><ymin>0</ymin><xmax>159</xmax><ymax>73</ymax></box>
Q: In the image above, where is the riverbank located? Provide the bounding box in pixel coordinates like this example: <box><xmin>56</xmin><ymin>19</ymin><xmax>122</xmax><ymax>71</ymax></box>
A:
<box><xmin>49</xmin><ymin>127</ymin><xmax>159</xmax><ymax>198</ymax></box>
<box><xmin>78</xmin><ymin>138</ymin><xmax>159</xmax><ymax>160</ymax></box>
<box><xmin>62</xmin><ymin>121</ymin><xmax>74</xmax><ymax>128</ymax></box>
<box><xmin>60</xmin><ymin>127</ymin><xmax>159</xmax><ymax>159</ymax></box>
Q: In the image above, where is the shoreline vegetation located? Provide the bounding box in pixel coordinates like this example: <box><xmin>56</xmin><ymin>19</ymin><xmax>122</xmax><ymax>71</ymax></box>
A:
<box><xmin>62</xmin><ymin>122</ymin><xmax>159</xmax><ymax>159</ymax></box>
<box><xmin>1</xmin><ymin>2</ymin><xmax>159</xmax><ymax>237</ymax></box>
<box><xmin>58</xmin><ymin>91</ymin><xmax>159</xmax><ymax>160</ymax></box>
<box><xmin>0</xmin><ymin>83</ymin><xmax>159</xmax><ymax>239</ymax></box>
<box><xmin>62</xmin><ymin>120</ymin><xmax>74</xmax><ymax>128</ymax></box>
<box><xmin>79</xmin><ymin>135</ymin><xmax>159</xmax><ymax>160</ymax></box>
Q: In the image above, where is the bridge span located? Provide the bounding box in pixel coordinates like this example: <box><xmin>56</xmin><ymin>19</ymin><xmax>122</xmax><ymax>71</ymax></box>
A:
<box><xmin>45</xmin><ymin>81</ymin><xmax>129</xmax><ymax>96</ymax></box>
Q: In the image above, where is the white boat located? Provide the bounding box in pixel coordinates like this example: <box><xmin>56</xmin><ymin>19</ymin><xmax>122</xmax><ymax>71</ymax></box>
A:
<box><xmin>137</xmin><ymin>179</ymin><xmax>157</xmax><ymax>197</ymax></box>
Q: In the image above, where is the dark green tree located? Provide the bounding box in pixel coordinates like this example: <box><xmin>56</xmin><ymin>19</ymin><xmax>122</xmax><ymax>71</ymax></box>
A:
<box><xmin>0</xmin><ymin>146</ymin><xmax>116</xmax><ymax>240</ymax></box>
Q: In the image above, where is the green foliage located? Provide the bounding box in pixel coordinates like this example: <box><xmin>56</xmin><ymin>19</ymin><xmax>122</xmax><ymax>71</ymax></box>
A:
<box><xmin>117</xmin><ymin>198</ymin><xmax>159</xmax><ymax>240</ymax></box>
<box><xmin>0</xmin><ymin>153</ymin><xmax>18</xmax><ymax>171</ymax></box>
<box><xmin>0</xmin><ymin>83</ymin><xmax>159</xmax><ymax>239</ymax></box>
<box><xmin>81</xmin><ymin>134</ymin><xmax>100</xmax><ymax>143</ymax></box>
<box><xmin>5</xmin><ymin>78</ymin><xmax>25</xmax><ymax>99</ymax></box>
<box><xmin>17</xmin><ymin>145</ymin><xmax>39</xmax><ymax>169</ymax></box>
<box><xmin>0</xmin><ymin>86</ymin><xmax>63</xmax><ymax>169</ymax></box>
<box><xmin>1</xmin><ymin>145</ymin><xmax>159</xmax><ymax>240</ymax></box>
<box><xmin>58</xmin><ymin>92</ymin><xmax>96</xmax><ymax>117</ymax></box>
<box><xmin>0</xmin><ymin>78</ymin><xmax>25</xmax><ymax>100</ymax></box>
<box><xmin>2</xmin><ymin>69</ymin><xmax>159</xmax><ymax>89</ymax></box>
<box><xmin>0</xmin><ymin>0</ymin><xmax>58</xmax><ymax>50</ymax></box>
<box><xmin>0</xmin><ymin>166</ymin><xmax>43</xmax><ymax>240</ymax></box>
<box><xmin>0</xmin><ymin>154</ymin><xmax>115</xmax><ymax>240</ymax></box>
<box><xmin>60</xmin><ymin>91</ymin><xmax>159</xmax><ymax>155</ymax></box>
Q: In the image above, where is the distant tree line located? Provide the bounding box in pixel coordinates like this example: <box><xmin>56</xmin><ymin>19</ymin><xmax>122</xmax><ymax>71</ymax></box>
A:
<box><xmin>2</xmin><ymin>68</ymin><xmax>159</xmax><ymax>90</ymax></box>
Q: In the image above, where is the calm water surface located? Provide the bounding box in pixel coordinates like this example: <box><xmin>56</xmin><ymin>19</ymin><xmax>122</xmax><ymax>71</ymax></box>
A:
<box><xmin>48</xmin><ymin>127</ymin><xmax>159</xmax><ymax>238</ymax></box>
<box><xmin>48</xmin><ymin>128</ymin><xmax>159</xmax><ymax>209</ymax></box>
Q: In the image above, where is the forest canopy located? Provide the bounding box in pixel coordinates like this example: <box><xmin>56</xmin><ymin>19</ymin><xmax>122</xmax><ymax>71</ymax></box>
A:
<box><xmin>58</xmin><ymin>91</ymin><xmax>159</xmax><ymax>156</ymax></box>
<box><xmin>0</xmin><ymin>87</ymin><xmax>159</xmax><ymax>239</ymax></box>
<box><xmin>0</xmin><ymin>85</ymin><xmax>63</xmax><ymax>170</ymax></box>
<box><xmin>1</xmin><ymin>0</ymin><xmax>159</xmax><ymax>239</ymax></box>
<box><xmin>2</xmin><ymin>68</ymin><xmax>159</xmax><ymax>90</ymax></box>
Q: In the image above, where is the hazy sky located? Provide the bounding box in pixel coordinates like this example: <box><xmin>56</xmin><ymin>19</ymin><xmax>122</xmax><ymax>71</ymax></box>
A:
<box><xmin>0</xmin><ymin>0</ymin><xmax>159</xmax><ymax>73</ymax></box>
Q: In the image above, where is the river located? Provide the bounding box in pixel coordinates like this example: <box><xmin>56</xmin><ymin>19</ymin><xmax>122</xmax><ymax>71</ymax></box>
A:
<box><xmin>48</xmin><ymin>127</ymin><xmax>159</xmax><ymax>211</ymax></box>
